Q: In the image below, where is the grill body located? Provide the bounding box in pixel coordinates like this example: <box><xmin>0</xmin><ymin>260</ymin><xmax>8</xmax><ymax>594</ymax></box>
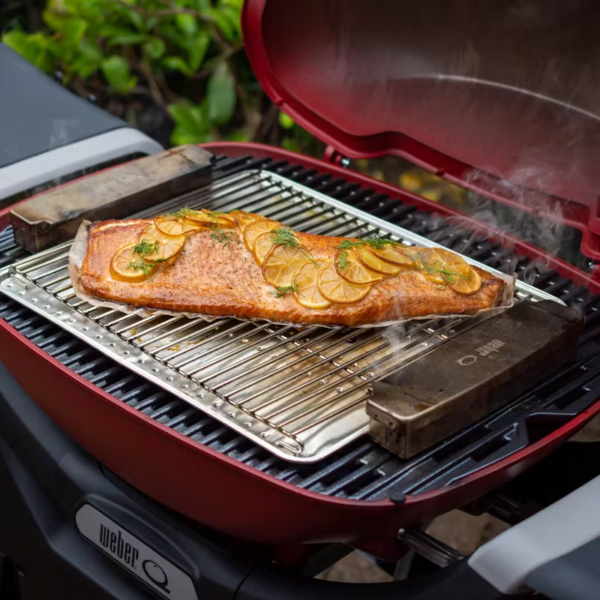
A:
<box><xmin>2</xmin><ymin>143</ymin><xmax>600</xmax><ymax>545</ymax></box>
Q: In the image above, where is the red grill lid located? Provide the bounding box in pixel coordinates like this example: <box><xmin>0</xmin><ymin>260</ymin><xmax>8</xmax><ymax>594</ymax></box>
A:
<box><xmin>242</xmin><ymin>0</ymin><xmax>600</xmax><ymax>261</ymax></box>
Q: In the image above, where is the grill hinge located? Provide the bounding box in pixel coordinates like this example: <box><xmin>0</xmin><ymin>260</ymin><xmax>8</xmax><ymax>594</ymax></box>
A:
<box><xmin>323</xmin><ymin>146</ymin><xmax>350</xmax><ymax>167</ymax></box>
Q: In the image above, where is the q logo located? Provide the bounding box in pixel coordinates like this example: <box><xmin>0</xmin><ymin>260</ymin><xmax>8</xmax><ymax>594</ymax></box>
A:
<box><xmin>457</xmin><ymin>355</ymin><xmax>477</xmax><ymax>366</ymax></box>
<box><xmin>143</xmin><ymin>560</ymin><xmax>170</xmax><ymax>594</ymax></box>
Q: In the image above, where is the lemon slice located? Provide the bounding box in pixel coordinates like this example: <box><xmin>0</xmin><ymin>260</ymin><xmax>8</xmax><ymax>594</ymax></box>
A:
<box><xmin>335</xmin><ymin>249</ymin><xmax>384</xmax><ymax>284</ymax></box>
<box><xmin>293</xmin><ymin>261</ymin><xmax>331</xmax><ymax>309</ymax></box>
<box><xmin>154</xmin><ymin>215</ymin><xmax>202</xmax><ymax>237</ymax></box>
<box><xmin>253</xmin><ymin>231</ymin><xmax>276</xmax><ymax>265</ymax></box>
<box><xmin>110</xmin><ymin>243</ymin><xmax>156</xmax><ymax>282</ymax></box>
<box><xmin>432</xmin><ymin>250</ymin><xmax>482</xmax><ymax>294</ymax></box>
<box><xmin>413</xmin><ymin>248</ymin><xmax>447</xmax><ymax>284</ymax></box>
<box><xmin>185</xmin><ymin>209</ymin><xmax>236</xmax><ymax>228</ymax></box>
<box><xmin>262</xmin><ymin>243</ymin><xmax>311</xmax><ymax>287</ymax></box>
<box><xmin>318</xmin><ymin>260</ymin><xmax>371</xmax><ymax>304</ymax></box>
<box><xmin>243</xmin><ymin>219</ymin><xmax>280</xmax><ymax>253</ymax></box>
<box><xmin>353</xmin><ymin>244</ymin><xmax>403</xmax><ymax>276</ymax></box>
<box><xmin>368</xmin><ymin>243</ymin><xmax>414</xmax><ymax>267</ymax></box>
<box><xmin>445</xmin><ymin>261</ymin><xmax>482</xmax><ymax>294</ymax></box>
<box><xmin>136</xmin><ymin>224</ymin><xmax>186</xmax><ymax>262</ymax></box>
<box><xmin>231</xmin><ymin>210</ymin><xmax>259</xmax><ymax>231</ymax></box>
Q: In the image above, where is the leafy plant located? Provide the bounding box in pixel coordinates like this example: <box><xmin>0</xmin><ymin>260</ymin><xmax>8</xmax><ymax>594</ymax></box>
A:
<box><xmin>2</xmin><ymin>0</ymin><xmax>244</xmax><ymax>144</ymax></box>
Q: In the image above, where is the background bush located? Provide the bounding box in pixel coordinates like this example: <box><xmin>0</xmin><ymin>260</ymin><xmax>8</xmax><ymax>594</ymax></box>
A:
<box><xmin>1</xmin><ymin>0</ymin><xmax>322</xmax><ymax>154</ymax></box>
<box><xmin>0</xmin><ymin>0</ymin><xmax>459</xmax><ymax>216</ymax></box>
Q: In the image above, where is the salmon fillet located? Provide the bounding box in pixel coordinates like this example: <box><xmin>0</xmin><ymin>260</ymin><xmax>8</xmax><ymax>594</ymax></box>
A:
<box><xmin>76</xmin><ymin>218</ymin><xmax>506</xmax><ymax>327</ymax></box>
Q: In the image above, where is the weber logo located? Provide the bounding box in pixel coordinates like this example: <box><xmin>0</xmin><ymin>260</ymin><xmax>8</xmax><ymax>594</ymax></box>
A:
<box><xmin>99</xmin><ymin>524</ymin><xmax>140</xmax><ymax>569</ymax></box>
<box><xmin>476</xmin><ymin>339</ymin><xmax>505</xmax><ymax>357</ymax></box>
<box><xmin>76</xmin><ymin>504</ymin><xmax>197</xmax><ymax>600</ymax></box>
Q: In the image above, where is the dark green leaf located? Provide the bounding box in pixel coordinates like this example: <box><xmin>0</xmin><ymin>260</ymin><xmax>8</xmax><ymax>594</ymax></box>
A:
<box><xmin>168</xmin><ymin>100</ymin><xmax>210</xmax><ymax>145</ymax></box>
<box><xmin>110</xmin><ymin>3</ymin><xmax>144</xmax><ymax>31</ymax></box>
<box><xmin>61</xmin><ymin>0</ymin><xmax>105</xmax><ymax>23</ymax></box>
<box><xmin>207</xmin><ymin>4</ymin><xmax>241</xmax><ymax>42</ymax></box>
<box><xmin>1</xmin><ymin>31</ymin><xmax>56</xmax><ymax>73</ymax></box>
<box><xmin>42</xmin><ymin>8</ymin><xmax>70</xmax><ymax>33</ymax></box>
<box><xmin>205</xmin><ymin>8</ymin><xmax>235</xmax><ymax>41</ymax></box>
<box><xmin>162</xmin><ymin>55</ymin><xmax>193</xmax><ymax>76</ymax></box>
<box><xmin>175</xmin><ymin>14</ymin><xmax>198</xmax><ymax>36</ymax></box>
<box><xmin>62</xmin><ymin>18</ymin><xmax>87</xmax><ymax>45</ymax></box>
<box><xmin>99</xmin><ymin>24</ymin><xmax>129</xmax><ymax>37</ymax></box>
<box><xmin>107</xmin><ymin>33</ymin><xmax>147</xmax><ymax>46</ymax></box>
<box><xmin>282</xmin><ymin>138</ymin><xmax>301</xmax><ymax>153</ymax></box>
<box><xmin>187</xmin><ymin>29</ymin><xmax>210</xmax><ymax>71</ymax></box>
<box><xmin>70</xmin><ymin>39</ymin><xmax>103</xmax><ymax>77</ymax></box>
<box><xmin>226</xmin><ymin>130</ymin><xmax>247</xmax><ymax>142</ymax></box>
<box><xmin>192</xmin><ymin>0</ymin><xmax>211</xmax><ymax>10</ymax></box>
<box><xmin>207</xmin><ymin>62</ymin><xmax>236</xmax><ymax>126</ymax></box>
<box><xmin>144</xmin><ymin>37</ymin><xmax>165</xmax><ymax>59</ymax></box>
<box><xmin>168</xmin><ymin>100</ymin><xmax>207</xmax><ymax>130</ymax></box>
<box><xmin>42</xmin><ymin>10</ymin><xmax>87</xmax><ymax>45</ymax></box>
<box><xmin>278</xmin><ymin>112</ymin><xmax>295</xmax><ymax>130</ymax></box>
<box><xmin>101</xmin><ymin>55</ymin><xmax>137</xmax><ymax>93</ymax></box>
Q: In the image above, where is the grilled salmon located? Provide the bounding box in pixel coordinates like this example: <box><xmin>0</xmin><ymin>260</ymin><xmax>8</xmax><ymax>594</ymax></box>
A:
<box><xmin>74</xmin><ymin>216</ymin><xmax>507</xmax><ymax>327</ymax></box>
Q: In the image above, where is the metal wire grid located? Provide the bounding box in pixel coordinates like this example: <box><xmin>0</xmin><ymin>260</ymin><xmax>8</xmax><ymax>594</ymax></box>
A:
<box><xmin>1</xmin><ymin>170</ymin><xmax>547</xmax><ymax>462</ymax></box>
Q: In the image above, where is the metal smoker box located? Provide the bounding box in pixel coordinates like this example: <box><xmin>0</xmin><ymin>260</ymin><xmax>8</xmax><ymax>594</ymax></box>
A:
<box><xmin>368</xmin><ymin>300</ymin><xmax>584</xmax><ymax>458</ymax></box>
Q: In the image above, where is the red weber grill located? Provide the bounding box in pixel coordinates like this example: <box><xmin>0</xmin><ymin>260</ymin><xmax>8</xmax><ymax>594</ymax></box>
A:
<box><xmin>3</xmin><ymin>1</ymin><xmax>600</xmax><ymax>599</ymax></box>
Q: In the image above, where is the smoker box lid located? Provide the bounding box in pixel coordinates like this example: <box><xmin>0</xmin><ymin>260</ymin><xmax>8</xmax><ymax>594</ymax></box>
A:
<box><xmin>242</xmin><ymin>0</ymin><xmax>600</xmax><ymax>260</ymax></box>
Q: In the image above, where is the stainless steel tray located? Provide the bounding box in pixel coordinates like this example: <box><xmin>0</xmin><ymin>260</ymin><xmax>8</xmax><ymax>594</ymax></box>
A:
<box><xmin>0</xmin><ymin>170</ymin><xmax>561</xmax><ymax>462</ymax></box>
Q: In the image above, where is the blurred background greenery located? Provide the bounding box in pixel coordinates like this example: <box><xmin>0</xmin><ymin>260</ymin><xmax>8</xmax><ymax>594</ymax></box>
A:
<box><xmin>0</xmin><ymin>0</ymin><xmax>464</xmax><ymax>207</ymax></box>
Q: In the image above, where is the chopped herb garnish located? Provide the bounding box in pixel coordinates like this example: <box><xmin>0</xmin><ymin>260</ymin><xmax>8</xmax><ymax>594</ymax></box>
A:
<box><xmin>203</xmin><ymin>210</ymin><xmax>228</xmax><ymax>218</ymax></box>
<box><xmin>210</xmin><ymin>223</ymin><xmax>238</xmax><ymax>247</ymax></box>
<box><xmin>133</xmin><ymin>239</ymin><xmax>159</xmax><ymax>257</ymax></box>
<box><xmin>270</xmin><ymin>283</ymin><xmax>299</xmax><ymax>297</ymax></box>
<box><xmin>270</xmin><ymin>228</ymin><xmax>318</xmax><ymax>265</ymax></box>
<box><xmin>336</xmin><ymin>238</ymin><xmax>400</xmax><ymax>252</ymax></box>
<box><xmin>416</xmin><ymin>251</ymin><xmax>468</xmax><ymax>284</ymax></box>
<box><xmin>335</xmin><ymin>238</ymin><xmax>399</xmax><ymax>270</ymax></box>
<box><xmin>127</xmin><ymin>239</ymin><xmax>164</xmax><ymax>278</ymax></box>
<box><xmin>127</xmin><ymin>259</ymin><xmax>155</xmax><ymax>278</ymax></box>
<box><xmin>170</xmin><ymin>207</ymin><xmax>195</xmax><ymax>220</ymax></box>
<box><xmin>271</xmin><ymin>227</ymin><xmax>301</xmax><ymax>248</ymax></box>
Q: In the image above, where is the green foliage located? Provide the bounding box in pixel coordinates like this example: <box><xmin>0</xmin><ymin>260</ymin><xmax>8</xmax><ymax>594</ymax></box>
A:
<box><xmin>1</xmin><ymin>0</ymin><xmax>322</xmax><ymax>154</ymax></box>
<box><xmin>1</xmin><ymin>0</ymin><xmax>244</xmax><ymax>145</ymax></box>
<box><xmin>207</xmin><ymin>62</ymin><xmax>235</xmax><ymax>125</ymax></box>
<box><xmin>278</xmin><ymin>111</ymin><xmax>295</xmax><ymax>130</ymax></box>
<box><xmin>168</xmin><ymin>99</ymin><xmax>211</xmax><ymax>144</ymax></box>
<box><xmin>101</xmin><ymin>55</ymin><xmax>137</xmax><ymax>93</ymax></box>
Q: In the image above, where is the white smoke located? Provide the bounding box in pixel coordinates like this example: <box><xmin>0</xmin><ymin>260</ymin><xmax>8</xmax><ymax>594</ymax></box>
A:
<box><xmin>442</xmin><ymin>166</ymin><xmax>567</xmax><ymax>284</ymax></box>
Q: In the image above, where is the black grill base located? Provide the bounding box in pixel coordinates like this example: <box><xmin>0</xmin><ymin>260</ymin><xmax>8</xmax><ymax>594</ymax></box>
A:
<box><xmin>2</xmin><ymin>154</ymin><xmax>600</xmax><ymax>502</ymax></box>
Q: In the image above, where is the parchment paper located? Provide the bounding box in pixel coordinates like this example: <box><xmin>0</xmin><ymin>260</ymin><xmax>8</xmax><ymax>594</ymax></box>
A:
<box><xmin>68</xmin><ymin>220</ymin><xmax>516</xmax><ymax>330</ymax></box>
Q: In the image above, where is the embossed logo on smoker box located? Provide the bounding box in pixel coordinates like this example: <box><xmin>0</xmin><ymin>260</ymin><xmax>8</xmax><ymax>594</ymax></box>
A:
<box><xmin>476</xmin><ymin>339</ymin><xmax>505</xmax><ymax>357</ymax></box>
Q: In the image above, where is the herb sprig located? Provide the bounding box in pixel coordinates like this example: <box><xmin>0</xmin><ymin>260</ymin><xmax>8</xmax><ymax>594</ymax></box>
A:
<box><xmin>270</xmin><ymin>283</ymin><xmax>299</xmax><ymax>298</ymax></box>
<box><xmin>127</xmin><ymin>239</ymin><xmax>164</xmax><ymax>278</ymax></box>
<box><xmin>210</xmin><ymin>223</ymin><xmax>238</xmax><ymax>247</ymax></box>
<box><xmin>270</xmin><ymin>228</ymin><xmax>318</xmax><ymax>265</ymax></box>
<box><xmin>338</xmin><ymin>250</ymin><xmax>349</xmax><ymax>271</ymax></box>
<box><xmin>170</xmin><ymin>207</ymin><xmax>196</xmax><ymax>220</ymax></box>
<box><xmin>415</xmin><ymin>251</ymin><xmax>469</xmax><ymax>284</ymax></box>
<box><xmin>335</xmin><ymin>238</ymin><xmax>400</xmax><ymax>270</ymax></box>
